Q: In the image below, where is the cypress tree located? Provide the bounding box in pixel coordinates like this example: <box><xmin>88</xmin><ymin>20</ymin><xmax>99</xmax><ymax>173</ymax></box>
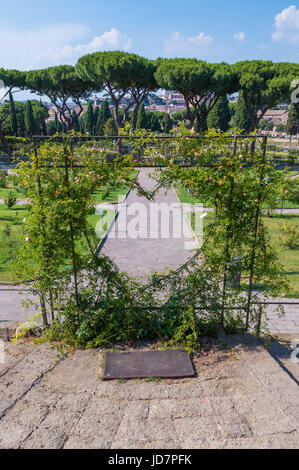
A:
<box><xmin>46</xmin><ymin>120</ymin><xmax>57</xmax><ymax>136</ymax></box>
<box><xmin>93</xmin><ymin>107</ymin><xmax>99</xmax><ymax>135</ymax></box>
<box><xmin>162</xmin><ymin>113</ymin><xmax>173</xmax><ymax>133</ymax></box>
<box><xmin>96</xmin><ymin>100</ymin><xmax>111</xmax><ymax>135</ymax></box>
<box><xmin>84</xmin><ymin>102</ymin><xmax>94</xmax><ymax>134</ymax></box>
<box><xmin>286</xmin><ymin>103</ymin><xmax>299</xmax><ymax>139</ymax></box>
<box><xmin>79</xmin><ymin>116</ymin><xmax>85</xmax><ymax>133</ymax></box>
<box><xmin>17</xmin><ymin>105</ymin><xmax>26</xmax><ymax>136</ymax></box>
<box><xmin>104</xmin><ymin>117</ymin><xmax>118</xmax><ymax>136</ymax></box>
<box><xmin>233</xmin><ymin>91</ymin><xmax>252</xmax><ymax>133</ymax></box>
<box><xmin>136</xmin><ymin>103</ymin><xmax>148</xmax><ymax>130</ymax></box>
<box><xmin>9</xmin><ymin>92</ymin><xmax>18</xmax><ymax>137</ymax></box>
<box><xmin>148</xmin><ymin>113</ymin><xmax>161</xmax><ymax>132</ymax></box>
<box><xmin>72</xmin><ymin>110</ymin><xmax>80</xmax><ymax>132</ymax></box>
<box><xmin>207</xmin><ymin>96</ymin><xmax>231</xmax><ymax>131</ymax></box>
<box><xmin>41</xmin><ymin>120</ymin><xmax>47</xmax><ymax>136</ymax></box>
<box><xmin>54</xmin><ymin>112</ymin><xmax>60</xmax><ymax>133</ymax></box>
<box><xmin>25</xmin><ymin>101</ymin><xmax>37</xmax><ymax>136</ymax></box>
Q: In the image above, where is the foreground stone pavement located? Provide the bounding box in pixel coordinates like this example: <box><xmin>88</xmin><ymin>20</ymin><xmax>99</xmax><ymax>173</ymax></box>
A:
<box><xmin>1</xmin><ymin>335</ymin><xmax>299</xmax><ymax>449</ymax></box>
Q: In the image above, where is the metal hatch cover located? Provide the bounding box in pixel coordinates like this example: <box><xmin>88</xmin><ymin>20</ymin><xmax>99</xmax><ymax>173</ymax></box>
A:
<box><xmin>103</xmin><ymin>349</ymin><xmax>195</xmax><ymax>380</ymax></box>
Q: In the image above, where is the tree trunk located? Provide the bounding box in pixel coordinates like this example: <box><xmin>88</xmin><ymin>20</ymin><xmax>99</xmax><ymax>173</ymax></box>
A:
<box><xmin>132</xmin><ymin>105</ymin><xmax>140</xmax><ymax>131</ymax></box>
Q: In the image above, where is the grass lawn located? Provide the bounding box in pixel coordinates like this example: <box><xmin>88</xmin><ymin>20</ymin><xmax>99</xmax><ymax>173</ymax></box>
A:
<box><xmin>0</xmin><ymin>183</ymin><xmax>26</xmax><ymax>200</ymax></box>
<box><xmin>277</xmin><ymin>200</ymin><xmax>299</xmax><ymax>209</ymax></box>
<box><xmin>175</xmin><ymin>185</ymin><xmax>209</xmax><ymax>205</ymax></box>
<box><xmin>187</xmin><ymin>210</ymin><xmax>299</xmax><ymax>297</ymax></box>
<box><xmin>0</xmin><ymin>169</ymin><xmax>139</xmax><ymax>203</ymax></box>
<box><xmin>92</xmin><ymin>169</ymin><xmax>138</xmax><ymax>203</ymax></box>
<box><xmin>264</xmin><ymin>214</ymin><xmax>299</xmax><ymax>296</ymax></box>
<box><xmin>177</xmin><ymin>181</ymin><xmax>299</xmax><ymax>209</ymax></box>
<box><xmin>0</xmin><ymin>169</ymin><xmax>137</xmax><ymax>281</ymax></box>
<box><xmin>284</xmin><ymin>170</ymin><xmax>299</xmax><ymax>177</ymax></box>
<box><xmin>0</xmin><ymin>204</ymin><xmax>116</xmax><ymax>282</ymax></box>
<box><xmin>0</xmin><ymin>205</ymin><xmax>30</xmax><ymax>282</ymax></box>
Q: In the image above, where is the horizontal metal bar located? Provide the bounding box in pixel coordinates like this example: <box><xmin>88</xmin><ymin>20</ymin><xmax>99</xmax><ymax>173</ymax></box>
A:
<box><xmin>32</xmin><ymin>135</ymin><xmax>267</xmax><ymax>140</ymax></box>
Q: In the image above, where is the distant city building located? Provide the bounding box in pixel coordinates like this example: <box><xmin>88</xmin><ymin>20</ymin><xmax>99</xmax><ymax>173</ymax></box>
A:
<box><xmin>145</xmin><ymin>104</ymin><xmax>186</xmax><ymax>114</ymax></box>
<box><xmin>260</xmin><ymin>109</ymin><xmax>289</xmax><ymax>127</ymax></box>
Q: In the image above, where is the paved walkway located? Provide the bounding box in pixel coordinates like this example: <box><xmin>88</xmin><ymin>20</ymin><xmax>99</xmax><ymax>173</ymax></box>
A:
<box><xmin>101</xmin><ymin>168</ymin><xmax>195</xmax><ymax>277</ymax></box>
<box><xmin>1</xmin><ymin>335</ymin><xmax>299</xmax><ymax>448</ymax></box>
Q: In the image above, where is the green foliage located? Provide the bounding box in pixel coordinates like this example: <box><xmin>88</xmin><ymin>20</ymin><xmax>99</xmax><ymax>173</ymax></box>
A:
<box><xmin>0</xmin><ymin>170</ymin><xmax>7</xmax><ymax>188</ymax></box>
<box><xmin>155</xmin><ymin>59</ymin><xmax>238</xmax><ymax>132</ymax></box>
<box><xmin>46</xmin><ymin>119</ymin><xmax>57</xmax><ymax>136</ymax></box>
<box><xmin>136</xmin><ymin>103</ymin><xmax>148</xmax><ymax>130</ymax></box>
<box><xmin>161</xmin><ymin>113</ymin><xmax>173</xmax><ymax>133</ymax></box>
<box><xmin>84</xmin><ymin>102</ymin><xmax>94</xmax><ymax>134</ymax></box>
<box><xmin>0</xmin><ymin>100</ymin><xmax>47</xmax><ymax>138</ymax></box>
<box><xmin>234</xmin><ymin>60</ymin><xmax>295</xmax><ymax>130</ymax></box>
<box><xmin>96</xmin><ymin>101</ymin><xmax>111</xmax><ymax>135</ymax></box>
<box><xmin>72</xmin><ymin>110</ymin><xmax>80</xmax><ymax>133</ymax></box>
<box><xmin>276</xmin><ymin>124</ymin><xmax>286</xmax><ymax>132</ymax></box>
<box><xmin>14</xmin><ymin>128</ymin><xmax>289</xmax><ymax>349</ymax></box>
<box><xmin>104</xmin><ymin>117</ymin><xmax>118</xmax><ymax>136</ymax></box>
<box><xmin>25</xmin><ymin>65</ymin><xmax>93</xmax><ymax>130</ymax></box>
<box><xmin>25</xmin><ymin>101</ymin><xmax>38</xmax><ymax>136</ymax></box>
<box><xmin>285</xmin><ymin>179</ymin><xmax>299</xmax><ymax>205</ymax></box>
<box><xmin>76</xmin><ymin>51</ymin><xmax>157</xmax><ymax>130</ymax></box>
<box><xmin>207</xmin><ymin>96</ymin><xmax>231</xmax><ymax>132</ymax></box>
<box><xmin>279</xmin><ymin>223</ymin><xmax>299</xmax><ymax>249</ymax></box>
<box><xmin>147</xmin><ymin>112</ymin><xmax>161</xmax><ymax>132</ymax></box>
<box><xmin>5</xmin><ymin>191</ymin><xmax>17</xmax><ymax>209</ymax></box>
<box><xmin>286</xmin><ymin>103</ymin><xmax>299</xmax><ymax>137</ymax></box>
<box><xmin>9</xmin><ymin>92</ymin><xmax>18</xmax><ymax>137</ymax></box>
<box><xmin>233</xmin><ymin>91</ymin><xmax>252</xmax><ymax>133</ymax></box>
<box><xmin>14</xmin><ymin>136</ymin><xmax>129</xmax><ymax>323</ymax></box>
<box><xmin>2</xmin><ymin>223</ymin><xmax>11</xmax><ymax>239</ymax></box>
<box><xmin>259</xmin><ymin>119</ymin><xmax>274</xmax><ymax>131</ymax></box>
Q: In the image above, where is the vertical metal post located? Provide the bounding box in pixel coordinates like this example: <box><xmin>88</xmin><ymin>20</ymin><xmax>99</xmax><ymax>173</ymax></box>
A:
<box><xmin>256</xmin><ymin>305</ymin><xmax>263</xmax><ymax>337</ymax></box>
<box><xmin>34</xmin><ymin>138</ymin><xmax>49</xmax><ymax>326</ymax></box>
<box><xmin>64</xmin><ymin>148</ymin><xmax>80</xmax><ymax>309</ymax></box>
<box><xmin>245</xmin><ymin>137</ymin><xmax>268</xmax><ymax>330</ymax></box>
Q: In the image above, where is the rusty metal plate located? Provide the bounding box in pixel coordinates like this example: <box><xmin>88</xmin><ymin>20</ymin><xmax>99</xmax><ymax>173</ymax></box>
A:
<box><xmin>103</xmin><ymin>350</ymin><xmax>195</xmax><ymax>380</ymax></box>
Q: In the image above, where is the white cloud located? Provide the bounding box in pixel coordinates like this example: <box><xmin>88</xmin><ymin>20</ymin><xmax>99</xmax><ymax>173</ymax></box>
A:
<box><xmin>37</xmin><ymin>28</ymin><xmax>133</xmax><ymax>64</ymax></box>
<box><xmin>233</xmin><ymin>32</ymin><xmax>246</xmax><ymax>42</ymax></box>
<box><xmin>272</xmin><ymin>5</ymin><xmax>299</xmax><ymax>44</ymax></box>
<box><xmin>165</xmin><ymin>31</ymin><xmax>214</xmax><ymax>54</ymax></box>
<box><xmin>0</xmin><ymin>24</ymin><xmax>133</xmax><ymax>69</ymax></box>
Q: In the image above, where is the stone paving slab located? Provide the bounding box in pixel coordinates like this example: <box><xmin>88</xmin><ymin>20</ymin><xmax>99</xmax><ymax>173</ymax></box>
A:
<box><xmin>0</xmin><ymin>336</ymin><xmax>299</xmax><ymax>448</ymax></box>
<box><xmin>0</xmin><ymin>344</ymin><xmax>60</xmax><ymax>421</ymax></box>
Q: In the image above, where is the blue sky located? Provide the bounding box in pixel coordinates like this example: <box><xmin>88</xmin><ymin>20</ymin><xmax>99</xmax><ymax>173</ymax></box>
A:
<box><xmin>0</xmin><ymin>0</ymin><xmax>298</xmax><ymax>69</ymax></box>
<box><xmin>0</xmin><ymin>1</ymin><xmax>298</xmax><ymax>99</ymax></box>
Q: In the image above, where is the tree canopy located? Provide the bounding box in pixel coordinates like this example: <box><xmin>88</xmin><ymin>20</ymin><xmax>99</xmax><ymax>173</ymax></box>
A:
<box><xmin>155</xmin><ymin>59</ymin><xmax>238</xmax><ymax>132</ymax></box>
<box><xmin>25</xmin><ymin>65</ymin><xmax>93</xmax><ymax>129</ymax></box>
<box><xmin>233</xmin><ymin>60</ymin><xmax>295</xmax><ymax>130</ymax></box>
<box><xmin>0</xmin><ymin>69</ymin><xmax>26</xmax><ymax>153</ymax></box>
<box><xmin>0</xmin><ymin>57</ymin><xmax>297</xmax><ymax>146</ymax></box>
<box><xmin>76</xmin><ymin>51</ymin><xmax>158</xmax><ymax>131</ymax></box>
